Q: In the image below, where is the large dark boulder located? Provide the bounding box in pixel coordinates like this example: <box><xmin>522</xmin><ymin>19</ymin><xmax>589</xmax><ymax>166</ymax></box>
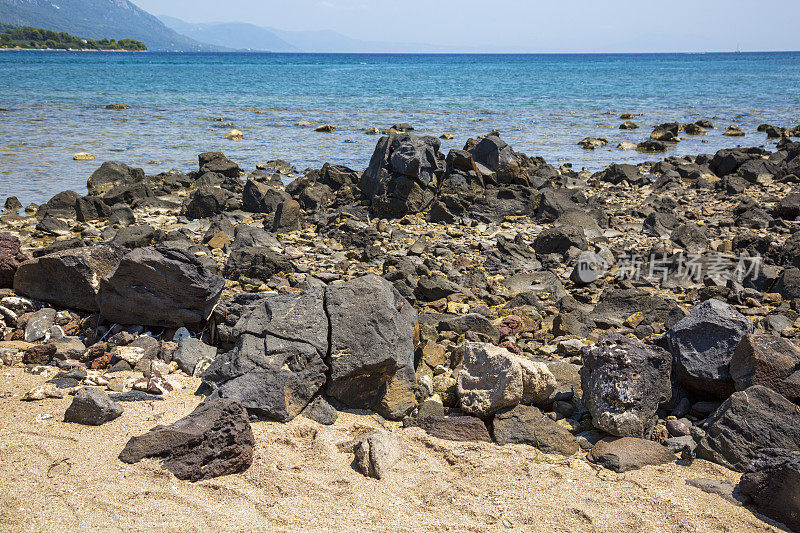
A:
<box><xmin>730</xmin><ymin>335</ymin><xmax>800</xmax><ymax>402</ymax></box>
<box><xmin>469</xmin><ymin>136</ymin><xmax>519</xmax><ymax>174</ymax></box>
<box><xmin>182</xmin><ymin>187</ymin><xmax>228</xmax><ymax>219</ymax></box>
<box><xmin>202</xmin><ymin>290</ymin><xmax>329</xmax><ymax>422</ymax></box>
<box><xmin>97</xmin><ymin>247</ymin><xmax>224</xmax><ymax>327</ymax></box>
<box><xmin>325</xmin><ymin>274</ymin><xmax>417</xmax><ymax>412</ymax></box>
<box><xmin>242</xmin><ymin>180</ymin><xmax>289</xmax><ymax>213</ymax></box>
<box><xmin>532</xmin><ymin>225</ymin><xmax>588</xmax><ymax>256</ymax></box>
<box><xmin>0</xmin><ymin>233</ymin><xmax>29</xmax><ymax>288</ymax></box>
<box><xmin>359</xmin><ymin>133</ymin><xmax>444</xmax><ymax>217</ymax></box>
<box><xmin>580</xmin><ymin>334</ymin><xmax>672</xmax><ymax>438</ymax></box>
<box><xmin>102</xmin><ymin>182</ymin><xmax>154</xmax><ymax>207</ymax></box>
<box><xmin>119</xmin><ymin>398</ymin><xmax>254</xmax><ymax>481</ymax></box>
<box><xmin>198</xmin><ymin>152</ymin><xmax>241</xmax><ymax>178</ymax></box>
<box><xmin>75</xmin><ymin>196</ymin><xmax>111</xmax><ymax>222</ymax></box>
<box><xmin>661</xmin><ymin>299</ymin><xmax>753</xmax><ymax>397</ymax></box>
<box><xmin>14</xmin><ymin>245</ymin><xmax>122</xmax><ymax>311</ymax></box>
<box><xmin>696</xmin><ymin>385</ymin><xmax>800</xmax><ymax>471</ymax></box>
<box><xmin>36</xmin><ymin>190</ymin><xmax>80</xmax><ymax>220</ymax></box>
<box><xmin>739</xmin><ymin>448</ymin><xmax>800</xmax><ymax>532</ymax></box>
<box><xmin>596</xmin><ymin>163</ymin><xmax>640</xmax><ymax>185</ymax></box>
<box><xmin>87</xmin><ymin>161</ymin><xmax>145</xmax><ymax>195</ymax></box>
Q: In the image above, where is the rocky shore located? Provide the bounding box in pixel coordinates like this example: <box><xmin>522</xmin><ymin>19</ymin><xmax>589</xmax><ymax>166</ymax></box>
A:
<box><xmin>1</xmin><ymin>122</ymin><xmax>800</xmax><ymax>531</ymax></box>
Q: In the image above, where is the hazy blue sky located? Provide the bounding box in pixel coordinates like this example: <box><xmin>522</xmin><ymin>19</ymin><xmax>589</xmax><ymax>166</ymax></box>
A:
<box><xmin>132</xmin><ymin>0</ymin><xmax>800</xmax><ymax>53</ymax></box>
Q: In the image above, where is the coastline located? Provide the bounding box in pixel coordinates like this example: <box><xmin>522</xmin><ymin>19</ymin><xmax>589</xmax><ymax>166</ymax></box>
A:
<box><xmin>0</xmin><ymin>126</ymin><xmax>798</xmax><ymax>531</ymax></box>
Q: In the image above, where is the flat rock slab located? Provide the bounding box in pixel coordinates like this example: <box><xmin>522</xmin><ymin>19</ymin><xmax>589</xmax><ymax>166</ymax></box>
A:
<box><xmin>588</xmin><ymin>437</ymin><xmax>675</xmax><ymax>473</ymax></box>
<box><xmin>493</xmin><ymin>404</ymin><xmax>579</xmax><ymax>456</ymax></box>
<box><xmin>119</xmin><ymin>398</ymin><xmax>254</xmax><ymax>482</ymax></box>
<box><xmin>404</xmin><ymin>415</ymin><xmax>492</xmax><ymax>443</ymax></box>
<box><xmin>686</xmin><ymin>478</ymin><xmax>748</xmax><ymax>506</ymax></box>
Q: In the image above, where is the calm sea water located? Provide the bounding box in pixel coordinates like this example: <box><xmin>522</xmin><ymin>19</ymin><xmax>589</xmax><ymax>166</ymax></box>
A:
<box><xmin>1</xmin><ymin>51</ymin><xmax>799</xmax><ymax>206</ymax></box>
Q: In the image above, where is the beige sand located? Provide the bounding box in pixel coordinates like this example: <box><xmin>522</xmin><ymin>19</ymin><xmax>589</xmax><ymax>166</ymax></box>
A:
<box><xmin>0</xmin><ymin>367</ymin><xmax>782</xmax><ymax>532</ymax></box>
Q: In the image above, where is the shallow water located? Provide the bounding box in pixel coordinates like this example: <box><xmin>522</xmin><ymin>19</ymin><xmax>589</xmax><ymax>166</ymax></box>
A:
<box><xmin>1</xmin><ymin>51</ymin><xmax>799</xmax><ymax>205</ymax></box>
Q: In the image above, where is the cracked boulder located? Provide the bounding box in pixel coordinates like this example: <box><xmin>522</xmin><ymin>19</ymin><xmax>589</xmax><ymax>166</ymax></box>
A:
<box><xmin>696</xmin><ymin>385</ymin><xmax>800</xmax><ymax>471</ymax></box>
<box><xmin>358</xmin><ymin>133</ymin><xmax>445</xmax><ymax>217</ymax></box>
<box><xmin>202</xmin><ymin>289</ymin><xmax>329</xmax><ymax>422</ymax></box>
<box><xmin>739</xmin><ymin>448</ymin><xmax>800</xmax><ymax>532</ymax></box>
<box><xmin>580</xmin><ymin>334</ymin><xmax>672</xmax><ymax>438</ymax></box>
<box><xmin>326</xmin><ymin>274</ymin><xmax>418</xmax><ymax>416</ymax></box>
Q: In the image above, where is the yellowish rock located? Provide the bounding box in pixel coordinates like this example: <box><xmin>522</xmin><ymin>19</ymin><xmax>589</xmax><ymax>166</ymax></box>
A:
<box><xmin>295</xmin><ymin>120</ymin><xmax>313</xmax><ymax>127</ymax></box>
<box><xmin>315</xmin><ymin>124</ymin><xmax>336</xmax><ymax>133</ymax></box>
<box><xmin>73</xmin><ymin>152</ymin><xmax>96</xmax><ymax>160</ymax></box>
<box><xmin>447</xmin><ymin>301</ymin><xmax>470</xmax><ymax>315</ymax></box>
<box><xmin>225</xmin><ymin>129</ymin><xmax>244</xmax><ymax>140</ymax></box>
<box><xmin>624</xmin><ymin>312</ymin><xmax>645</xmax><ymax>328</ymax></box>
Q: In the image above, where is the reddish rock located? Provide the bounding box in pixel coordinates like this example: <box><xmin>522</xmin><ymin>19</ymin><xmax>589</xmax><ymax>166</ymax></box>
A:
<box><xmin>89</xmin><ymin>353</ymin><xmax>112</xmax><ymax>370</ymax></box>
<box><xmin>497</xmin><ymin>315</ymin><xmax>524</xmax><ymax>337</ymax></box>
<box><xmin>23</xmin><ymin>344</ymin><xmax>56</xmax><ymax>365</ymax></box>
<box><xmin>0</xmin><ymin>234</ymin><xmax>29</xmax><ymax>288</ymax></box>
<box><xmin>133</xmin><ymin>370</ymin><xmax>173</xmax><ymax>395</ymax></box>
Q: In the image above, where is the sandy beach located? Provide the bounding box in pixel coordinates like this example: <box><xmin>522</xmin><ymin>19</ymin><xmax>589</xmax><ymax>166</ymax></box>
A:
<box><xmin>0</xmin><ymin>366</ymin><xmax>782</xmax><ymax>533</ymax></box>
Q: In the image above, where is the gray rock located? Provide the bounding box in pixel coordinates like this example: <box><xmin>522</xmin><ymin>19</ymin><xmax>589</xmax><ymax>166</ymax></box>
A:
<box><xmin>696</xmin><ymin>385</ymin><xmax>800</xmax><ymax>471</ymax></box>
<box><xmin>87</xmin><ymin>161</ymin><xmax>145</xmax><ymax>195</ymax></box>
<box><xmin>326</xmin><ymin>274</ymin><xmax>417</xmax><ymax>413</ymax></box>
<box><xmin>739</xmin><ymin>448</ymin><xmax>800</xmax><ymax>531</ymax></box>
<box><xmin>730</xmin><ymin>334</ymin><xmax>800</xmax><ymax>402</ymax></box>
<box><xmin>24</xmin><ymin>308</ymin><xmax>56</xmax><ymax>342</ymax></box>
<box><xmin>403</xmin><ymin>415</ymin><xmax>492</xmax><ymax>442</ymax></box>
<box><xmin>351</xmin><ymin>430</ymin><xmax>403</xmax><ymax>480</ymax></box>
<box><xmin>172</xmin><ymin>337</ymin><xmax>217</xmax><ymax>375</ymax></box>
<box><xmin>686</xmin><ymin>479</ymin><xmax>748</xmax><ymax>506</ymax></box>
<box><xmin>14</xmin><ymin>245</ymin><xmax>123</xmax><ymax>312</ymax></box>
<box><xmin>580</xmin><ymin>334</ymin><xmax>672</xmax><ymax>438</ymax></box>
<box><xmin>203</xmin><ymin>289</ymin><xmax>329</xmax><ymax>422</ymax></box>
<box><xmin>662</xmin><ymin>299</ymin><xmax>753</xmax><ymax>397</ymax></box>
<box><xmin>457</xmin><ymin>342</ymin><xmax>523</xmax><ymax>418</ymax></box>
<box><xmin>588</xmin><ymin>437</ymin><xmax>676</xmax><ymax>473</ymax></box>
<box><xmin>119</xmin><ymin>398</ymin><xmax>254</xmax><ymax>482</ymax></box>
<box><xmin>302</xmin><ymin>396</ymin><xmax>338</xmax><ymax>425</ymax></box>
<box><xmin>665</xmin><ymin>436</ymin><xmax>697</xmax><ymax>454</ymax></box>
<box><xmin>438</xmin><ymin>313</ymin><xmax>500</xmax><ymax>342</ymax></box>
<box><xmin>493</xmin><ymin>404</ymin><xmax>580</xmax><ymax>455</ymax></box>
<box><xmin>98</xmin><ymin>246</ymin><xmax>224</xmax><ymax>328</ymax></box>
<box><xmin>64</xmin><ymin>389</ymin><xmax>123</xmax><ymax>425</ymax></box>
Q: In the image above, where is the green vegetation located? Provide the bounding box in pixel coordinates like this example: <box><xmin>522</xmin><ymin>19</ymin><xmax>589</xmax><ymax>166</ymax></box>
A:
<box><xmin>0</xmin><ymin>25</ymin><xmax>146</xmax><ymax>51</ymax></box>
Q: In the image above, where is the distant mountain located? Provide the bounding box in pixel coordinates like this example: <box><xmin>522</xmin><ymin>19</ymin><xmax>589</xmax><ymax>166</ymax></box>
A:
<box><xmin>0</xmin><ymin>0</ymin><xmax>224</xmax><ymax>51</ymax></box>
<box><xmin>159</xmin><ymin>15</ymin><xmax>452</xmax><ymax>53</ymax></box>
<box><xmin>159</xmin><ymin>15</ymin><xmax>297</xmax><ymax>52</ymax></box>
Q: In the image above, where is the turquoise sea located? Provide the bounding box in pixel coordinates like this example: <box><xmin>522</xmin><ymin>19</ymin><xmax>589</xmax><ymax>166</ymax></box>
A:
<box><xmin>1</xmin><ymin>51</ymin><xmax>799</xmax><ymax>205</ymax></box>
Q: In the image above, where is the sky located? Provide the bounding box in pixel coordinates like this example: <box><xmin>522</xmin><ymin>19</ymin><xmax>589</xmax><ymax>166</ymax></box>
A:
<box><xmin>132</xmin><ymin>0</ymin><xmax>800</xmax><ymax>53</ymax></box>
